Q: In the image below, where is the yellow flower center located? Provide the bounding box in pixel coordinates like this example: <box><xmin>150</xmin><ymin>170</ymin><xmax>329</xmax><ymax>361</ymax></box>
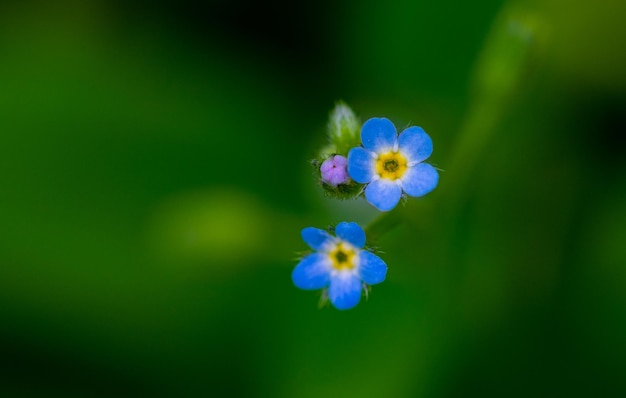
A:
<box><xmin>376</xmin><ymin>151</ymin><xmax>408</xmax><ymax>180</ymax></box>
<box><xmin>329</xmin><ymin>243</ymin><xmax>356</xmax><ymax>270</ymax></box>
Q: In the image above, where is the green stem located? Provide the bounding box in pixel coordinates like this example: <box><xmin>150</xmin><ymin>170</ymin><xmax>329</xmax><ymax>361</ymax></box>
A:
<box><xmin>364</xmin><ymin>208</ymin><xmax>404</xmax><ymax>243</ymax></box>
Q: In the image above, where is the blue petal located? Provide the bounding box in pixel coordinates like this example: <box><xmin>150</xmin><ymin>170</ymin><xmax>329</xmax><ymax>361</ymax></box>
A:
<box><xmin>361</xmin><ymin>117</ymin><xmax>397</xmax><ymax>153</ymax></box>
<box><xmin>400</xmin><ymin>163</ymin><xmax>439</xmax><ymax>197</ymax></box>
<box><xmin>397</xmin><ymin>126</ymin><xmax>433</xmax><ymax>163</ymax></box>
<box><xmin>329</xmin><ymin>273</ymin><xmax>362</xmax><ymax>310</ymax></box>
<box><xmin>347</xmin><ymin>147</ymin><xmax>375</xmax><ymax>183</ymax></box>
<box><xmin>364</xmin><ymin>179</ymin><xmax>402</xmax><ymax>211</ymax></box>
<box><xmin>292</xmin><ymin>253</ymin><xmax>331</xmax><ymax>290</ymax></box>
<box><xmin>301</xmin><ymin>227</ymin><xmax>333</xmax><ymax>250</ymax></box>
<box><xmin>335</xmin><ymin>222</ymin><xmax>366</xmax><ymax>248</ymax></box>
<box><xmin>359</xmin><ymin>251</ymin><xmax>387</xmax><ymax>285</ymax></box>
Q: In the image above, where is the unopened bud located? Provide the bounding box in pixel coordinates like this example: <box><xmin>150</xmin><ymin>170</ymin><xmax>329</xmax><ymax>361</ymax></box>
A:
<box><xmin>328</xmin><ymin>102</ymin><xmax>361</xmax><ymax>156</ymax></box>
<box><xmin>320</xmin><ymin>155</ymin><xmax>350</xmax><ymax>186</ymax></box>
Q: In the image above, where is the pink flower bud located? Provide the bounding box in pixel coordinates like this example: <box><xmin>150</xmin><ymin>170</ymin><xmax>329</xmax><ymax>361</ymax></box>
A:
<box><xmin>320</xmin><ymin>155</ymin><xmax>350</xmax><ymax>186</ymax></box>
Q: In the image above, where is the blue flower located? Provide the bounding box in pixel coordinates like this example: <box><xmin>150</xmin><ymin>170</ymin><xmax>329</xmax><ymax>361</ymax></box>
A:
<box><xmin>292</xmin><ymin>222</ymin><xmax>387</xmax><ymax>310</ymax></box>
<box><xmin>347</xmin><ymin>117</ymin><xmax>439</xmax><ymax>211</ymax></box>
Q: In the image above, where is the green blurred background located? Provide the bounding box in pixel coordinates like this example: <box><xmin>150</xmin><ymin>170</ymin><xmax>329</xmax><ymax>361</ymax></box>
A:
<box><xmin>1</xmin><ymin>0</ymin><xmax>625</xmax><ymax>396</ymax></box>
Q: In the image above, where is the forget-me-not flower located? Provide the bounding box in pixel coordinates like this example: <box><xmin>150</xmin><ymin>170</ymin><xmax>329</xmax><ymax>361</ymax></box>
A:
<box><xmin>292</xmin><ymin>222</ymin><xmax>387</xmax><ymax>310</ymax></box>
<box><xmin>348</xmin><ymin>117</ymin><xmax>439</xmax><ymax>211</ymax></box>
